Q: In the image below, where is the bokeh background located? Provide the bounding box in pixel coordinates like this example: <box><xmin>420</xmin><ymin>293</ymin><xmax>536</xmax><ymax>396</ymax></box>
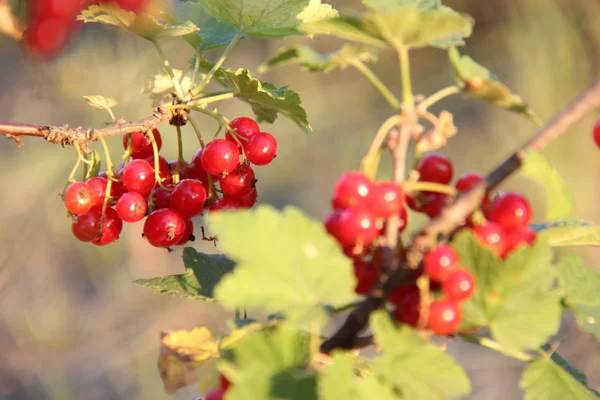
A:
<box><xmin>1</xmin><ymin>0</ymin><xmax>600</xmax><ymax>399</ymax></box>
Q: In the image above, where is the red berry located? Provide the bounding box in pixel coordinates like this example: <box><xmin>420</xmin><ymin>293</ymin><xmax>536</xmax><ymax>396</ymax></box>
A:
<box><xmin>219</xmin><ymin>164</ymin><xmax>256</xmax><ymax>198</ymax></box>
<box><xmin>392</xmin><ymin>287</ymin><xmax>421</xmax><ymax>327</ymax></box>
<box><xmin>168</xmin><ymin>160</ymin><xmax>189</xmax><ymax>181</ymax></box>
<box><xmin>369</xmin><ymin>181</ymin><xmax>404</xmax><ymax>219</ymax></box>
<box><xmin>423</xmin><ymin>193</ymin><xmax>450</xmax><ymax>219</ymax></box>
<box><xmin>204</xmin><ymin>388</ymin><xmax>224</xmax><ymax>400</ymax></box>
<box><xmin>152</xmin><ymin>184</ymin><xmax>173</xmax><ymax>209</ymax></box>
<box><xmin>30</xmin><ymin>0</ymin><xmax>81</xmax><ymax>19</ymax></box>
<box><xmin>220</xmin><ymin>375</ymin><xmax>232</xmax><ymax>391</ymax></box>
<box><xmin>399</xmin><ymin>206</ymin><xmax>408</xmax><ymax>233</ymax></box>
<box><xmin>170</xmin><ymin>179</ymin><xmax>207</xmax><ymax>218</ymax></box>
<box><xmin>237</xmin><ymin>187</ymin><xmax>258</xmax><ymax>208</ymax></box>
<box><xmin>417</xmin><ymin>153</ymin><xmax>453</xmax><ymax>184</ymax></box>
<box><xmin>189</xmin><ymin>149</ymin><xmax>210</xmax><ymax>186</ymax></box>
<box><xmin>473</xmin><ymin>222</ymin><xmax>508</xmax><ymax>257</ymax></box>
<box><xmin>353</xmin><ymin>260</ymin><xmax>377</xmax><ymax>295</ymax></box>
<box><xmin>143</xmin><ymin>209</ymin><xmax>186</xmax><ymax>248</ymax></box>
<box><xmin>91</xmin><ymin>208</ymin><xmax>123</xmax><ymax>246</ymax></box>
<box><xmin>442</xmin><ymin>269</ymin><xmax>475</xmax><ymax>302</ymax></box>
<box><xmin>594</xmin><ymin>119</ymin><xmax>600</xmax><ymax>148</ymax></box>
<box><xmin>332</xmin><ymin>171</ymin><xmax>373</xmax><ymax>210</ymax></box>
<box><xmin>115</xmin><ymin>0</ymin><xmax>148</xmax><ymax>11</ymax></box>
<box><xmin>201</xmin><ymin>139</ymin><xmax>240</xmax><ymax>176</ymax></box>
<box><xmin>227</xmin><ymin>117</ymin><xmax>260</xmax><ymax>143</ymax></box>
<box><xmin>86</xmin><ymin>176</ymin><xmax>108</xmax><ymax>212</ymax></box>
<box><xmin>24</xmin><ymin>16</ymin><xmax>76</xmax><ymax>57</ymax></box>
<box><xmin>116</xmin><ymin>192</ymin><xmax>147</xmax><ymax>222</ymax></box>
<box><xmin>389</xmin><ymin>283</ymin><xmax>418</xmax><ymax>306</ymax></box>
<box><xmin>123</xmin><ymin>129</ymin><xmax>162</xmax><ymax>160</ymax></box>
<box><xmin>64</xmin><ymin>182</ymin><xmax>95</xmax><ymax>215</ymax></box>
<box><xmin>245</xmin><ymin>132</ymin><xmax>277</xmax><ymax>166</ymax></box>
<box><xmin>176</xmin><ymin>219</ymin><xmax>195</xmax><ymax>245</ymax></box>
<box><xmin>424</xmin><ymin>245</ymin><xmax>459</xmax><ymax>282</ymax></box>
<box><xmin>99</xmin><ymin>171</ymin><xmax>126</xmax><ymax>199</ymax></box>
<box><xmin>487</xmin><ymin>192</ymin><xmax>532</xmax><ymax>230</ymax></box>
<box><xmin>145</xmin><ymin>155</ymin><xmax>172</xmax><ymax>185</ymax></box>
<box><xmin>427</xmin><ymin>299</ymin><xmax>462</xmax><ymax>335</ymax></box>
<box><xmin>455</xmin><ymin>172</ymin><xmax>483</xmax><ymax>192</ymax></box>
<box><xmin>122</xmin><ymin>159</ymin><xmax>156</xmax><ymax>197</ymax></box>
<box><xmin>504</xmin><ymin>226</ymin><xmax>537</xmax><ymax>255</ymax></box>
<box><xmin>325</xmin><ymin>210</ymin><xmax>342</xmax><ymax>238</ymax></box>
<box><xmin>332</xmin><ymin>207</ymin><xmax>378</xmax><ymax>248</ymax></box>
<box><xmin>72</xmin><ymin>211</ymin><xmax>102</xmax><ymax>242</ymax></box>
<box><xmin>210</xmin><ymin>197</ymin><xmax>241</xmax><ymax>212</ymax></box>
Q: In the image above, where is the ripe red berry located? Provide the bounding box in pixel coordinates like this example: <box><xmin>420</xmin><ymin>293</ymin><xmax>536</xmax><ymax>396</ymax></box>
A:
<box><xmin>72</xmin><ymin>211</ymin><xmax>102</xmax><ymax>242</ymax></box>
<box><xmin>332</xmin><ymin>207</ymin><xmax>378</xmax><ymax>248</ymax></box>
<box><xmin>369</xmin><ymin>181</ymin><xmax>404</xmax><ymax>219</ymax></box>
<box><xmin>392</xmin><ymin>287</ymin><xmax>421</xmax><ymax>327</ymax></box>
<box><xmin>176</xmin><ymin>219</ymin><xmax>195</xmax><ymax>245</ymax></box>
<box><xmin>170</xmin><ymin>179</ymin><xmax>207</xmax><ymax>218</ymax></box>
<box><xmin>201</xmin><ymin>139</ymin><xmax>240</xmax><ymax>176</ymax></box>
<box><xmin>168</xmin><ymin>160</ymin><xmax>189</xmax><ymax>181</ymax></box>
<box><xmin>237</xmin><ymin>187</ymin><xmax>258</xmax><ymax>208</ymax></box>
<box><xmin>99</xmin><ymin>171</ymin><xmax>126</xmax><ymax>200</ymax></box>
<box><xmin>332</xmin><ymin>171</ymin><xmax>373</xmax><ymax>210</ymax></box>
<box><xmin>594</xmin><ymin>119</ymin><xmax>600</xmax><ymax>148</ymax></box>
<box><xmin>210</xmin><ymin>197</ymin><xmax>241</xmax><ymax>212</ymax></box>
<box><xmin>427</xmin><ymin>299</ymin><xmax>462</xmax><ymax>335</ymax></box>
<box><xmin>123</xmin><ymin>129</ymin><xmax>162</xmax><ymax>160</ymax></box>
<box><xmin>116</xmin><ymin>192</ymin><xmax>147</xmax><ymax>223</ymax></box>
<box><xmin>143</xmin><ymin>209</ymin><xmax>186</xmax><ymax>248</ymax></box>
<box><xmin>455</xmin><ymin>172</ymin><xmax>483</xmax><ymax>192</ymax></box>
<box><xmin>353</xmin><ymin>260</ymin><xmax>377</xmax><ymax>295</ymax></box>
<box><xmin>115</xmin><ymin>0</ymin><xmax>148</xmax><ymax>11</ymax></box>
<box><xmin>227</xmin><ymin>117</ymin><xmax>260</xmax><ymax>143</ymax></box>
<box><xmin>504</xmin><ymin>226</ymin><xmax>537</xmax><ymax>255</ymax></box>
<box><xmin>442</xmin><ymin>269</ymin><xmax>475</xmax><ymax>302</ymax></box>
<box><xmin>245</xmin><ymin>132</ymin><xmax>277</xmax><ymax>166</ymax></box>
<box><xmin>24</xmin><ymin>16</ymin><xmax>75</xmax><ymax>57</ymax></box>
<box><xmin>219</xmin><ymin>163</ymin><xmax>256</xmax><ymax>198</ymax></box>
<box><xmin>152</xmin><ymin>184</ymin><xmax>173</xmax><ymax>209</ymax></box>
<box><xmin>220</xmin><ymin>375</ymin><xmax>232</xmax><ymax>391</ymax></box>
<box><xmin>424</xmin><ymin>245</ymin><xmax>459</xmax><ymax>282</ymax></box>
<box><xmin>189</xmin><ymin>149</ymin><xmax>211</xmax><ymax>186</ymax></box>
<box><xmin>91</xmin><ymin>208</ymin><xmax>123</xmax><ymax>246</ymax></box>
<box><xmin>487</xmin><ymin>192</ymin><xmax>532</xmax><ymax>230</ymax></box>
<box><xmin>473</xmin><ymin>222</ymin><xmax>508</xmax><ymax>257</ymax></box>
<box><xmin>204</xmin><ymin>388</ymin><xmax>224</xmax><ymax>400</ymax></box>
<box><xmin>423</xmin><ymin>192</ymin><xmax>450</xmax><ymax>219</ymax></box>
<box><xmin>64</xmin><ymin>182</ymin><xmax>95</xmax><ymax>215</ymax></box>
<box><xmin>145</xmin><ymin>155</ymin><xmax>172</xmax><ymax>185</ymax></box>
<box><xmin>417</xmin><ymin>153</ymin><xmax>453</xmax><ymax>184</ymax></box>
<box><xmin>122</xmin><ymin>159</ymin><xmax>156</xmax><ymax>197</ymax></box>
<box><xmin>389</xmin><ymin>283</ymin><xmax>419</xmax><ymax>306</ymax></box>
<box><xmin>86</xmin><ymin>176</ymin><xmax>108</xmax><ymax>212</ymax></box>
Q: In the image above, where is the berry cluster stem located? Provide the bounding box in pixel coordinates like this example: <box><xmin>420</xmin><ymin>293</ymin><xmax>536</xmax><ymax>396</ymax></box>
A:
<box><xmin>173</xmin><ymin>125</ymin><xmax>184</xmax><ymax>184</ymax></box>
<box><xmin>398</xmin><ymin>46</ymin><xmax>414</xmax><ymax>111</ymax></box>
<box><xmin>148</xmin><ymin>129</ymin><xmax>169</xmax><ymax>191</ymax></box>
<box><xmin>152</xmin><ymin>40</ymin><xmax>185</xmax><ymax>100</ymax></box>
<box><xmin>418</xmin><ymin>85</ymin><xmax>461</xmax><ymax>111</ymax></box>
<box><xmin>404</xmin><ymin>181</ymin><xmax>457</xmax><ymax>196</ymax></box>
<box><xmin>361</xmin><ymin>114</ymin><xmax>401</xmax><ymax>180</ymax></box>
<box><xmin>186</xmin><ymin>113</ymin><xmax>206</xmax><ymax>149</ymax></box>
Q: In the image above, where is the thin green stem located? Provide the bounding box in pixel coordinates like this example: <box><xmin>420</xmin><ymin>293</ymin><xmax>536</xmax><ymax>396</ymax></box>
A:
<box><xmin>97</xmin><ymin>136</ymin><xmax>115</xmax><ymax>220</ymax></box>
<box><xmin>329</xmin><ymin>301</ymin><xmax>362</xmax><ymax>315</ymax></box>
<box><xmin>459</xmin><ymin>334</ymin><xmax>535</xmax><ymax>362</ymax></box>
<box><xmin>148</xmin><ymin>129</ymin><xmax>169</xmax><ymax>190</ymax></box>
<box><xmin>188</xmin><ymin>91</ymin><xmax>237</xmax><ymax>107</ymax></box>
<box><xmin>191</xmin><ymin>30</ymin><xmax>243</xmax><ymax>97</ymax></box>
<box><xmin>121</xmin><ymin>133</ymin><xmax>133</xmax><ymax>165</ymax></box>
<box><xmin>398</xmin><ymin>46</ymin><xmax>414</xmax><ymax>111</ymax></box>
<box><xmin>361</xmin><ymin>115</ymin><xmax>401</xmax><ymax>179</ymax></box>
<box><xmin>190</xmin><ymin>49</ymin><xmax>202</xmax><ymax>88</ymax></box>
<box><xmin>81</xmin><ymin>150</ymin><xmax>89</xmax><ymax>181</ymax></box>
<box><xmin>173</xmin><ymin>126</ymin><xmax>184</xmax><ymax>184</ymax></box>
<box><xmin>186</xmin><ymin>113</ymin><xmax>206</xmax><ymax>149</ymax></box>
<box><xmin>418</xmin><ymin>86</ymin><xmax>461</xmax><ymax>111</ymax></box>
<box><xmin>404</xmin><ymin>181</ymin><xmax>457</xmax><ymax>196</ymax></box>
<box><xmin>106</xmin><ymin>107</ymin><xmax>116</xmax><ymax>121</ymax></box>
<box><xmin>352</xmin><ymin>60</ymin><xmax>401</xmax><ymax>110</ymax></box>
<box><xmin>98</xmin><ymin>136</ymin><xmax>114</xmax><ymax>175</ymax></box>
<box><xmin>152</xmin><ymin>40</ymin><xmax>185</xmax><ymax>99</ymax></box>
<box><xmin>66</xmin><ymin>144</ymin><xmax>83</xmax><ymax>185</ymax></box>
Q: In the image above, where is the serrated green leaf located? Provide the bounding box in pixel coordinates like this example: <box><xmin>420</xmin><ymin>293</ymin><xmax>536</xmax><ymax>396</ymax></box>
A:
<box><xmin>83</xmin><ymin>95</ymin><xmax>118</xmax><ymax>111</ymax></box>
<box><xmin>301</xmin><ymin>6</ymin><xmax>473</xmax><ymax>50</ymax></box>
<box><xmin>452</xmin><ymin>232</ymin><xmax>562</xmax><ymax>352</ymax></box>
<box><xmin>211</xmin><ymin>206</ymin><xmax>356</xmax><ymax>328</ymax></box>
<box><xmin>370</xmin><ymin>312</ymin><xmax>471</xmax><ymax>400</ymax></box>
<box><xmin>557</xmin><ymin>254</ymin><xmax>600</xmax><ymax>341</ymax></box>
<box><xmin>319</xmin><ymin>352</ymin><xmax>400</xmax><ymax>400</ymax></box>
<box><xmin>200</xmin><ymin>0</ymin><xmax>336</xmax><ymax>38</ymax></box>
<box><xmin>85</xmin><ymin>150</ymin><xmax>101</xmax><ymax>180</ymax></box>
<box><xmin>448</xmin><ymin>47</ymin><xmax>540</xmax><ymax>121</ymax></box>
<box><xmin>259</xmin><ymin>44</ymin><xmax>378</xmax><ymax>74</ymax></box>
<box><xmin>542</xmin><ymin>346</ymin><xmax>596</xmax><ymax>390</ymax></box>
<box><xmin>78</xmin><ymin>4</ymin><xmax>199</xmax><ymax>41</ymax></box>
<box><xmin>134</xmin><ymin>248</ymin><xmax>234</xmax><ymax>300</ymax></box>
<box><xmin>522</xmin><ymin>151</ymin><xmax>574</xmax><ymax>220</ymax></box>
<box><xmin>198</xmin><ymin>59</ymin><xmax>311</xmax><ymax>132</ymax></box>
<box><xmin>362</xmin><ymin>0</ymin><xmax>441</xmax><ymax>11</ymax></box>
<box><xmin>520</xmin><ymin>357</ymin><xmax>599</xmax><ymax>400</ymax></box>
<box><xmin>534</xmin><ymin>221</ymin><xmax>600</xmax><ymax>247</ymax></box>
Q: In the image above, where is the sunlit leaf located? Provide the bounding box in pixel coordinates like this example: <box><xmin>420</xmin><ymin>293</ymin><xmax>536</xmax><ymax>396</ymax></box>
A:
<box><xmin>533</xmin><ymin>220</ymin><xmax>600</xmax><ymax>247</ymax></box>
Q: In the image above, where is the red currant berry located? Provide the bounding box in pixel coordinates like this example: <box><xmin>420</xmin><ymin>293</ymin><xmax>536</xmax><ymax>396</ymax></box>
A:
<box><xmin>31</xmin><ymin>0</ymin><xmax>81</xmax><ymax>19</ymax></box>
<box><xmin>237</xmin><ymin>187</ymin><xmax>258</xmax><ymax>208</ymax></box>
<box><xmin>24</xmin><ymin>16</ymin><xmax>75</xmax><ymax>57</ymax></box>
<box><xmin>91</xmin><ymin>208</ymin><xmax>123</xmax><ymax>246</ymax></box>
<box><xmin>594</xmin><ymin>119</ymin><xmax>600</xmax><ymax>148</ymax></box>
<box><xmin>369</xmin><ymin>181</ymin><xmax>404</xmax><ymax>219</ymax></box>
<box><xmin>72</xmin><ymin>211</ymin><xmax>101</xmax><ymax>242</ymax></box>
<box><xmin>333</xmin><ymin>207</ymin><xmax>378</xmax><ymax>248</ymax></box>
<box><xmin>152</xmin><ymin>184</ymin><xmax>173</xmax><ymax>209</ymax></box>
<box><xmin>201</xmin><ymin>139</ymin><xmax>240</xmax><ymax>176</ymax></box>
<box><xmin>332</xmin><ymin>171</ymin><xmax>373</xmax><ymax>210</ymax></box>
<box><xmin>392</xmin><ymin>287</ymin><xmax>421</xmax><ymax>327</ymax></box>
<box><xmin>210</xmin><ymin>197</ymin><xmax>241</xmax><ymax>212</ymax></box>
<box><xmin>143</xmin><ymin>209</ymin><xmax>186</xmax><ymax>248</ymax></box>
<box><xmin>442</xmin><ymin>269</ymin><xmax>475</xmax><ymax>302</ymax></box>
<box><xmin>176</xmin><ymin>219</ymin><xmax>195</xmax><ymax>245</ymax></box>
<box><xmin>353</xmin><ymin>260</ymin><xmax>377</xmax><ymax>295</ymax></box>
<box><xmin>170</xmin><ymin>179</ymin><xmax>207</xmax><ymax>218</ymax></box>
<box><xmin>455</xmin><ymin>172</ymin><xmax>483</xmax><ymax>192</ymax></box>
<box><xmin>389</xmin><ymin>283</ymin><xmax>419</xmax><ymax>306</ymax></box>
<box><xmin>424</xmin><ymin>245</ymin><xmax>459</xmax><ymax>282</ymax></box>
<box><xmin>86</xmin><ymin>176</ymin><xmax>108</xmax><ymax>212</ymax></box>
<box><xmin>245</xmin><ymin>132</ymin><xmax>277</xmax><ymax>166</ymax></box>
<box><xmin>399</xmin><ymin>206</ymin><xmax>408</xmax><ymax>233</ymax></box>
<box><xmin>427</xmin><ymin>299</ymin><xmax>462</xmax><ymax>335</ymax></box>
<box><xmin>64</xmin><ymin>182</ymin><xmax>95</xmax><ymax>215</ymax></box>
<box><xmin>226</xmin><ymin>117</ymin><xmax>260</xmax><ymax>143</ymax></box>
<box><xmin>189</xmin><ymin>149</ymin><xmax>210</xmax><ymax>186</ymax></box>
<box><xmin>219</xmin><ymin>163</ymin><xmax>256</xmax><ymax>198</ymax></box>
<box><xmin>204</xmin><ymin>388</ymin><xmax>224</xmax><ymax>400</ymax></box>
<box><xmin>473</xmin><ymin>222</ymin><xmax>508</xmax><ymax>257</ymax></box>
<box><xmin>99</xmin><ymin>171</ymin><xmax>126</xmax><ymax>199</ymax></box>
<box><xmin>116</xmin><ymin>192</ymin><xmax>147</xmax><ymax>222</ymax></box>
<box><xmin>122</xmin><ymin>129</ymin><xmax>162</xmax><ymax>159</ymax></box>
<box><xmin>220</xmin><ymin>375</ymin><xmax>232</xmax><ymax>391</ymax></box>
<box><xmin>423</xmin><ymin>193</ymin><xmax>450</xmax><ymax>219</ymax></box>
<box><xmin>417</xmin><ymin>153</ymin><xmax>453</xmax><ymax>184</ymax></box>
<box><xmin>325</xmin><ymin>210</ymin><xmax>342</xmax><ymax>238</ymax></box>
<box><xmin>145</xmin><ymin>155</ymin><xmax>172</xmax><ymax>185</ymax></box>
<box><xmin>168</xmin><ymin>160</ymin><xmax>189</xmax><ymax>181</ymax></box>
<box><xmin>487</xmin><ymin>192</ymin><xmax>532</xmax><ymax>230</ymax></box>
<box><xmin>504</xmin><ymin>226</ymin><xmax>537</xmax><ymax>255</ymax></box>
<box><xmin>115</xmin><ymin>0</ymin><xmax>148</xmax><ymax>11</ymax></box>
<box><xmin>122</xmin><ymin>159</ymin><xmax>156</xmax><ymax>197</ymax></box>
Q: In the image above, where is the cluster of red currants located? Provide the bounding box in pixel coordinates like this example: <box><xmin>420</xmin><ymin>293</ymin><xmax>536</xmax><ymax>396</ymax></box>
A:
<box><xmin>24</xmin><ymin>0</ymin><xmax>149</xmax><ymax>56</ymax></box>
<box><xmin>324</xmin><ymin>151</ymin><xmax>536</xmax><ymax>335</ymax></box>
<box><xmin>198</xmin><ymin>375</ymin><xmax>231</xmax><ymax>400</ymax></box>
<box><xmin>66</xmin><ymin>117</ymin><xmax>277</xmax><ymax>248</ymax></box>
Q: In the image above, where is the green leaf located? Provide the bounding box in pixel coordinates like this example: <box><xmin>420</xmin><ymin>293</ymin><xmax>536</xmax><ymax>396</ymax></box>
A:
<box><xmin>319</xmin><ymin>352</ymin><xmax>400</xmax><ymax>400</ymax></box>
<box><xmin>520</xmin><ymin>357</ymin><xmax>599</xmax><ymax>400</ymax></box>
<box><xmin>557</xmin><ymin>254</ymin><xmax>600</xmax><ymax>341</ymax></box>
<box><xmin>85</xmin><ymin>150</ymin><xmax>101</xmax><ymax>180</ymax></box>
<box><xmin>300</xmin><ymin>7</ymin><xmax>473</xmax><ymax>50</ymax></box>
<box><xmin>370</xmin><ymin>312</ymin><xmax>471</xmax><ymax>399</ymax></box>
<box><xmin>211</xmin><ymin>206</ymin><xmax>356</xmax><ymax>327</ymax></box>
<box><xmin>448</xmin><ymin>47</ymin><xmax>540</xmax><ymax>121</ymax></box>
<box><xmin>522</xmin><ymin>151</ymin><xmax>574</xmax><ymax>220</ymax></box>
<box><xmin>134</xmin><ymin>248</ymin><xmax>234</xmax><ymax>301</ymax></box>
<box><xmin>200</xmin><ymin>0</ymin><xmax>337</xmax><ymax>38</ymax></box>
<box><xmin>141</xmin><ymin>68</ymin><xmax>196</xmax><ymax>105</ymax></box>
<box><xmin>543</xmin><ymin>346</ymin><xmax>598</xmax><ymax>391</ymax></box>
<box><xmin>259</xmin><ymin>44</ymin><xmax>378</xmax><ymax>73</ymax></box>
<box><xmin>83</xmin><ymin>95</ymin><xmax>118</xmax><ymax>111</ymax></box>
<box><xmin>534</xmin><ymin>220</ymin><xmax>600</xmax><ymax>247</ymax></box>
<box><xmin>362</xmin><ymin>0</ymin><xmax>441</xmax><ymax>11</ymax></box>
<box><xmin>452</xmin><ymin>231</ymin><xmax>562</xmax><ymax>352</ymax></box>
<box><xmin>77</xmin><ymin>4</ymin><xmax>199</xmax><ymax>41</ymax></box>
<box><xmin>198</xmin><ymin>59</ymin><xmax>311</xmax><ymax>132</ymax></box>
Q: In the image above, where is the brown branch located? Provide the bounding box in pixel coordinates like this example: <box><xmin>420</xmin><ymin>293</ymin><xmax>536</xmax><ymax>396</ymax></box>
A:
<box><xmin>0</xmin><ymin>105</ymin><xmax>172</xmax><ymax>148</ymax></box>
<box><xmin>321</xmin><ymin>78</ymin><xmax>600</xmax><ymax>354</ymax></box>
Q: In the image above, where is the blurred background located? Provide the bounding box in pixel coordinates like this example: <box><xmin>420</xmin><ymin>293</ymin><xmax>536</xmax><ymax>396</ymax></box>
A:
<box><xmin>0</xmin><ymin>0</ymin><xmax>599</xmax><ymax>398</ymax></box>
